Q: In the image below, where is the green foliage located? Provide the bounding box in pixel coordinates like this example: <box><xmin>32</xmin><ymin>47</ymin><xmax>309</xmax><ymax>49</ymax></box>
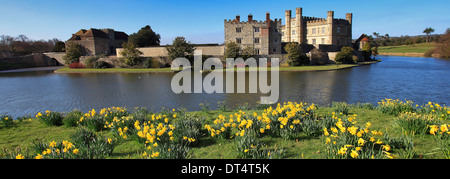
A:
<box><xmin>0</xmin><ymin>114</ymin><xmax>14</xmax><ymax>128</ymax></box>
<box><xmin>128</xmin><ymin>25</ymin><xmax>161</xmax><ymax>47</ymax></box>
<box><xmin>395</xmin><ymin>112</ymin><xmax>439</xmax><ymax>136</ymax></box>
<box><xmin>362</xmin><ymin>43</ymin><xmax>372</xmax><ymax>60</ymax></box>
<box><xmin>240</xmin><ymin>46</ymin><xmax>256</xmax><ymax>60</ymax></box>
<box><xmin>166</xmin><ymin>37</ymin><xmax>195</xmax><ymax>62</ymax></box>
<box><xmin>36</xmin><ymin>111</ymin><xmax>64</xmax><ymax>126</ymax></box>
<box><xmin>94</xmin><ymin>61</ymin><xmax>110</xmax><ymax>69</ymax></box>
<box><xmin>223</xmin><ymin>41</ymin><xmax>241</xmax><ymax>60</ymax></box>
<box><xmin>377</xmin><ymin>99</ymin><xmax>416</xmax><ymax>116</ymax></box>
<box><xmin>63</xmin><ymin>42</ymin><xmax>84</xmax><ymax>65</ymax></box>
<box><xmin>63</xmin><ymin>109</ymin><xmax>83</xmax><ymax>127</ymax></box>
<box><xmin>284</xmin><ymin>43</ymin><xmax>309</xmax><ymax>66</ymax></box>
<box><xmin>120</xmin><ymin>41</ymin><xmax>143</xmax><ymax>66</ymax></box>
<box><xmin>84</xmin><ymin>56</ymin><xmax>99</xmax><ymax>68</ymax></box>
<box><xmin>70</xmin><ymin>127</ymin><xmax>116</xmax><ymax>159</ymax></box>
<box><xmin>332</xmin><ymin>102</ymin><xmax>350</xmax><ymax>115</ymax></box>
<box><xmin>335</xmin><ymin>46</ymin><xmax>355</xmax><ymax>64</ymax></box>
<box><xmin>143</xmin><ymin>58</ymin><xmax>160</xmax><ymax>68</ymax></box>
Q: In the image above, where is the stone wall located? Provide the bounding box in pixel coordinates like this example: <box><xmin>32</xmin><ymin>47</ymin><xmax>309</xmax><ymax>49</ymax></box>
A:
<box><xmin>0</xmin><ymin>53</ymin><xmax>62</xmax><ymax>71</ymax></box>
<box><xmin>116</xmin><ymin>45</ymin><xmax>225</xmax><ymax>58</ymax></box>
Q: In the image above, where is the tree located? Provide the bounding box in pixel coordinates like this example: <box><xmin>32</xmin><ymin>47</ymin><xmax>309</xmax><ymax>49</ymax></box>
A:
<box><xmin>223</xmin><ymin>42</ymin><xmax>241</xmax><ymax>60</ymax></box>
<box><xmin>361</xmin><ymin>43</ymin><xmax>372</xmax><ymax>60</ymax></box>
<box><xmin>120</xmin><ymin>41</ymin><xmax>143</xmax><ymax>66</ymax></box>
<box><xmin>128</xmin><ymin>25</ymin><xmax>161</xmax><ymax>47</ymax></box>
<box><xmin>436</xmin><ymin>28</ymin><xmax>450</xmax><ymax>58</ymax></box>
<box><xmin>240</xmin><ymin>46</ymin><xmax>256</xmax><ymax>60</ymax></box>
<box><xmin>284</xmin><ymin>43</ymin><xmax>309</xmax><ymax>66</ymax></box>
<box><xmin>53</xmin><ymin>41</ymin><xmax>66</xmax><ymax>52</ymax></box>
<box><xmin>63</xmin><ymin>42</ymin><xmax>85</xmax><ymax>65</ymax></box>
<box><xmin>335</xmin><ymin>46</ymin><xmax>355</xmax><ymax>64</ymax></box>
<box><xmin>166</xmin><ymin>37</ymin><xmax>195</xmax><ymax>62</ymax></box>
<box><xmin>423</xmin><ymin>27</ymin><xmax>435</xmax><ymax>43</ymax></box>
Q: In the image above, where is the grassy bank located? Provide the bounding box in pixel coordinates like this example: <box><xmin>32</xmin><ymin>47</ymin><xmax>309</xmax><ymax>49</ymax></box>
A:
<box><xmin>1</xmin><ymin>99</ymin><xmax>449</xmax><ymax>159</ymax></box>
<box><xmin>54</xmin><ymin>67</ymin><xmax>175</xmax><ymax>73</ymax></box>
<box><xmin>378</xmin><ymin>42</ymin><xmax>436</xmax><ymax>54</ymax></box>
<box><xmin>54</xmin><ymin>61</ymin><xmax>377</xmax><ymax>74</ymax></box>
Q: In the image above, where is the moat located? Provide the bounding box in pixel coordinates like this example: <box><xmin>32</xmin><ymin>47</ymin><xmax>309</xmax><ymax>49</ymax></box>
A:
<box><xmin>0</xmin><ymin>55</ymin><xmax>449</xmax><ymax>118</ymax></box>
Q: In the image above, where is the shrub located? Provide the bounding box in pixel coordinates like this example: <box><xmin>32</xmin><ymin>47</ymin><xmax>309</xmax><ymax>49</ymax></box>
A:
<box><xmin>0</xmin><ymin>114</ymin><xmax>14</xmax><ymax>128</ymax></box>
<box><xmin>429</xmin><ymin>124</ymin><xmax>450</xmax><ymax>159</ymax></box>
<box><xmin>94</xmin><ymin>61</ymin><xmax>111</xmax><ymax>69</ymax></box>
<box><xmin>120</xmin><ymin>41</ymin><xmax>143</xmax><ymax>67</ymax></box>
<box><xmin>70</xmin><ymin>127</ymin><xmax>116</xmax><ymax>159</ymax></box>
<box><xmin>31</xmin><ymin>139</ymin><xmax>80</xmax><ymax>159</ymax></box>
<box><xmin>395</xmin><ymin>112</ymin><xmax>440</xmax><ymax>136</ymax></box>
<box><xmin>310</xmin><ymin>48</ymin><xmax>327</xmax><ymax>65</ymax></box>
<box><xmin>377</xmin><ymin>99</ymin><xmax>416</xmax><ymax>116</ymax></box>
<box><xmin>63</xmin><ymin>42</ymin><xmax>84</xmax><ymax>65</ymax></box>
<box><xmin>351</xmin><ymin>102</ymin><xmax>375</xmax><ymax>110</ymax></box>
<box><xmin>173</xmin><ymin>115</ymin><xmax>204</xmax><ymax>147</ymax></box>
<box><xmin>36</xmin><ymin>111</ymin><xmax>64</xmax><ymax>126</ymax></box>
<box><xmin>419</xmin><ymin>102</ymin><xmax>449</xmax><ymax>120</ymax></box>
<box><xmin>143</xmin><ymin>58</ymin><xmax>160</xmax><ymax>68</ymax></box>
<box><xmin>335</xmin><ymin>46</ymin><xmax>355</xmax><ymax>64</ymax></box>
<box><xmin>323</xmin><ymin>117</ymin><xmax>396</xmax><ymax>159</ymax></box>
<box><xmin>69</xmin><ymin>62</ymin><xmax>85</xmax><ymax>69</ymax></box>
<box><xmin>332</xmin><ymin>102</ymin><xmax>350</xmax><ymax>116</ymax></box>
<box><xmin>284</xmin><ymin>43</ymin><xmax>309</xmax><ymax>66</ymax></box>
<box><xmin>64</xmin><ymin>109</ymin><xmax>83</xmax><ymax>127</ymax></box>
<box><xmin>84</xmin><ymin>56</ymin><xmax>99</xmax><ymax>68</ymax></box>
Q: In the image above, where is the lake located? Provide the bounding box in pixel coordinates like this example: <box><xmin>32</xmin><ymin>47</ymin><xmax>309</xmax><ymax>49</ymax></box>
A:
<box><xmin>0</xmin><ymin>56</ymin><xmax>449</xmax><ymax>118</ymax></box>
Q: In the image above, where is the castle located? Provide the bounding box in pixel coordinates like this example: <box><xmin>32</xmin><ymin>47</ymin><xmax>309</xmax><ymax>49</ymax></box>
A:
<box><xmin>66</xmin><ymin>28</ymin><xmax>128</xmax><ymax>56</ymax></box>
<box><xmin>224</xmin><ymin>7</ymin><xmax>353</xmax><ymax>55</ymax></box>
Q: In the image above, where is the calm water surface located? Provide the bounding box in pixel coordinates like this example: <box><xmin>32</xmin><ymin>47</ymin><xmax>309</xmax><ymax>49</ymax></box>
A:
<box><xmin>0</xmin><ymin>56</ymin><xmax>449</xmax><ymax>117</ymax></box>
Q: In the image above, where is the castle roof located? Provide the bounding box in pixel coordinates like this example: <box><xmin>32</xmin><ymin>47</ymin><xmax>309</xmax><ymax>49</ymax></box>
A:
<box><xmin>67</xmin><ymin>28</ymin><xmax>128</xmax><ymax>41</ymax></box>
<box><xmin>81</xmin><ymin>29</ymin><xmax>109</xmax><ymax>39</ymax></box>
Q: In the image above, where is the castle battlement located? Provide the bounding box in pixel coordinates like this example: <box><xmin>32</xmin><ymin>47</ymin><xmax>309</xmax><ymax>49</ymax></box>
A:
<box><xmin>306</xmin><ymin>18</ymin><xmax>327</xmax><ymax>25</ymax></box>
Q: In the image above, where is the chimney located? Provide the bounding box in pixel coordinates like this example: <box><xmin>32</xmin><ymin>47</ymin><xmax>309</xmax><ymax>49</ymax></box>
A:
<box><xmin>236</xmin><ymin>15</ymin><xmax>240</xmax><ymax>22</ymax></box>
<box><xmin>248</xmin><ymin>14</ymin><xmax>253</xmax><ymax>22</ymax></box>
<box><xmin>266</xmin><ymin>12</ymin><xmax>271</xmax><ymax>27</ymax></box>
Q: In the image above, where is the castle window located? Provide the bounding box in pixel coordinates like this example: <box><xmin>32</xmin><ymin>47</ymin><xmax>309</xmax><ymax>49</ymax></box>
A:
<box><xmin>255</xmin><ymin>48</ymin><xmax>260</xmax><ymax>55</ymax></box>
<box><xmin>337</xmin><ymin>27</ymin><xmax>341</xmax><ymax>33</ymax></box>
<box><xmin>254</xmin><ymin>27</ymin><xmax>260</xmax><ymax>33</ymax></box>
<box><xmin>272</xmin><ymin>48</ymin><xmax>277</xmax><ymax>53</ymax></box>
<box><xmin>312</xmin><ymin>29</ymin><xmax>316</xmax><ymax>34</ymax></box>
<box><xmin>322</xmin><ymin>27</ymin><xmax>325</xmax><ymax>34</ymax></box>
<box><xmin>254</xmin><ymin>38</ymin><xmax>260</xmax><ymax>44</ymax></box>
<box><xmin>321</xmin><ymin>38</ymin><xmax>325</xmax><ymax>44</ymax></box>
<box><xmin>292</xmin><ymin>30</ymin><xmax>296</xmax><ymax>35</ymax></box>
<box><xmin>236</xmin><ymin>27</ymin><xmax>242</xmax><ymax>33</ymax></box>
<box><xmin>312</xmin><ymin>39</ymin><xmax>316</xmax><ymax>44</ymax></box>
<box><xmin>236</xmin><ymin>38</ymin><xmax>242</xmax><ymax>44</ymax></box>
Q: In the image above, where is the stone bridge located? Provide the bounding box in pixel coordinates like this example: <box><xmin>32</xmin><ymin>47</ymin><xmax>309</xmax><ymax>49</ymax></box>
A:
<box><xmin>43</xmin><ymin>52</ymin><xmax>66</xmax><ymax>65</ymax></box>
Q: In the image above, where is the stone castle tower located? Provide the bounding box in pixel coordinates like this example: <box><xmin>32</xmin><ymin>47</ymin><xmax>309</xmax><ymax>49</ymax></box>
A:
<box><xmin>224</xmin><ymin>13</ymin><xmax>282</xmax><ymax>55</ymax></box>
<box><xmin>282</xmin><ymin>7</ymin><xmax>352</xmax><ymax>46</ymax></box>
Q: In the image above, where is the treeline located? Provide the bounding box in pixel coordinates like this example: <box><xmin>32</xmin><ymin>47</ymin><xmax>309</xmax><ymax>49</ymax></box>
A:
<box><xmin>426</xmin><ymin>29</ymin><xmax>450</xmax><ymax>58</ymax></box>
<box><xmin>0</xmin><ymin>35</ymin><xmax>65</xmax><ymax>58</ymax></box>
<box><xmin>367</xmin><ymin>33</ymin><xmax>440</xmax><ymax>47</ymax></box>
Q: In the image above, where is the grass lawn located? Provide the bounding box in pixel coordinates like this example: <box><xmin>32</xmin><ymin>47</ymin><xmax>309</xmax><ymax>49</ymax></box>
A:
<box><xmin>378</xmin><ymin>42</ymin><xmax>436</xmax><ymax>53</ymax></box>
<box><xmin>1</xmin><ymin>102</ymin><xmax>447</xmax><ymax>159</ymax></box>
<box><xmin>55</xmin><ymin>67</ymin><xmax>175</xmax><ymax>73</ymax></box>
<box><xmin>54</xmin><ymin>61</ymin><xmax>378</xmax><ymax>74</ymax></box>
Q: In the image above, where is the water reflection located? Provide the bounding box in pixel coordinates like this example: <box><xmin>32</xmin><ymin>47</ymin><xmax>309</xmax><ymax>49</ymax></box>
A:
<box><xmin>0</xmin><ymin>56</ymin><xmax>449</xmax><ymax>118</ymax></box>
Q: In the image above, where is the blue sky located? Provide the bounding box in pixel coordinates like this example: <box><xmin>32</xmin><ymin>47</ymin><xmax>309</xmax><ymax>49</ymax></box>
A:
<box><xmin>0</xmin><ymin>0</ymin><xmax>449</xmax><ymax>44</ymax></box>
